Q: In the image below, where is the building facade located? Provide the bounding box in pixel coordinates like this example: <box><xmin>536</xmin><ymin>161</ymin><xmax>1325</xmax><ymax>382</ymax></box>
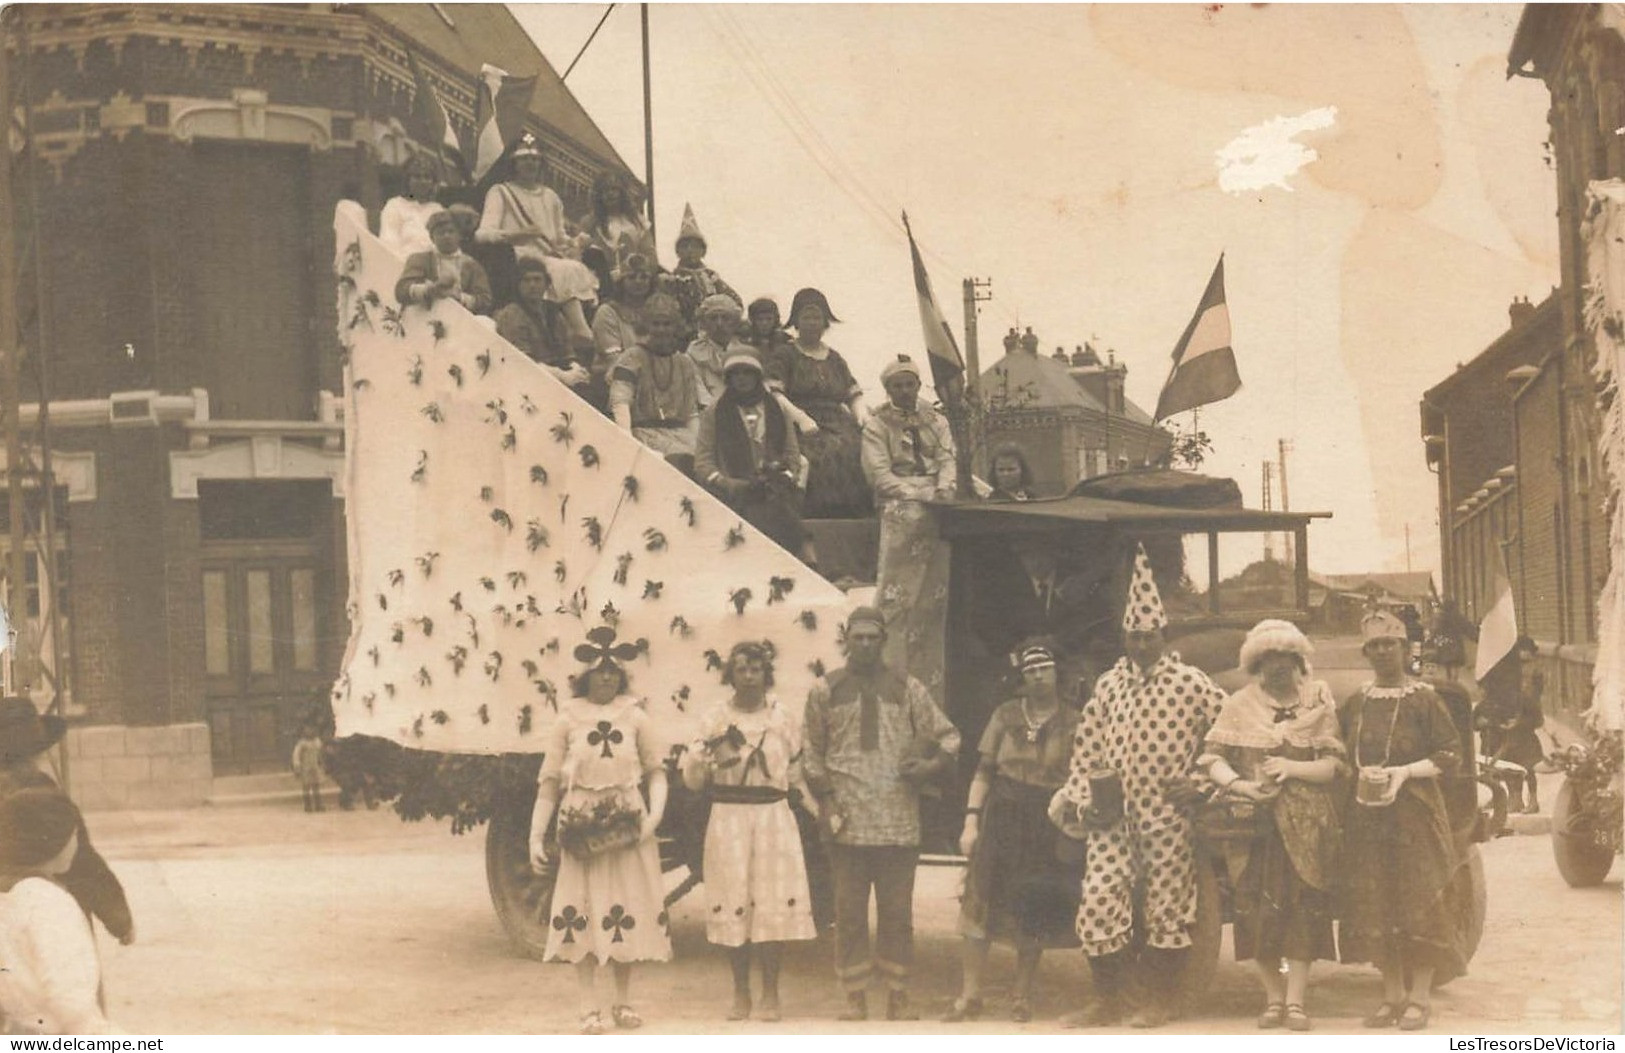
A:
<box><xmin>1</xmin><ymin>3</ymin><xmax>634</xmax><ymax>804</ymax></box>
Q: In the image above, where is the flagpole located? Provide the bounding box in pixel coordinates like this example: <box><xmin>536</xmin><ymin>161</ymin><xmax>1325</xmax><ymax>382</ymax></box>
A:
<box><xmin>1</xmin><ymin>7</ymin><xmax>30</xmax><ymax>695</ymax></box>
<box><xmin>641</xmin><ymin>3</ymin><xmax>657</xmax><ymax>253</ymax></box>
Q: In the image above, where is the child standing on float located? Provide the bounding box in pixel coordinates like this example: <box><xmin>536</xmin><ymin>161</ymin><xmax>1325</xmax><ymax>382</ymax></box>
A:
<box><xmin>529</xmin><ymin>627</ymin><xmax>671</xmax><ymax>1034</ymax></box>
<box><xmin>682</xmin><ymin>641</ymin><xmax>819</xmax><ymax>1021</ymax></box>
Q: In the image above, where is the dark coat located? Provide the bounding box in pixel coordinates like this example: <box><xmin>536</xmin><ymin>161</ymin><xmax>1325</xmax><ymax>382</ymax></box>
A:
<box><xmin>394</xmin><ymin>250</ymin><xmax>493</xmax><ymax>314</ymax></box>
<box><xmin>0</xmin><ymin>765</ymin><xmax>133</xmax><ymax>941</ymax></box>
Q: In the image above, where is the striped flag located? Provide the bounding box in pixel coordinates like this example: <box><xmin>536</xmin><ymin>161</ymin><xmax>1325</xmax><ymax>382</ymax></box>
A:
<box><xmin>1154</xmin><ymin>255</ymin><xmax>1242</xmax><ymax>421</ymax></box>
<box><xmin>1474</xmin><ymin>555</ymin><xmax>1519</xmax><ymax>681</ymax></box>
<box><xmin>405</xmin><ymin>49</ymin><xmax>468</xmax><ymax>182</ymax></box>
<box><xmin>471</xmin><ymin>63</ymin><xmax>539</xmax><ymax>183</ymax></box>
<box><xmin>902</xmin><ymin>212</ymin><xmax>964</xmax><ymax>397</ymax></box>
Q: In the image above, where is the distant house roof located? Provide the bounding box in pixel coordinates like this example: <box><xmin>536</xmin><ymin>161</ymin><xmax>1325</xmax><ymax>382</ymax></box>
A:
<box><xmin>1313</xmin><ymin>572</ymin><xmax>1437</xmax><ymax>603</ymax></box>
<box><xmin>360</xmin><ymin>4</ymin><xmax>634</xmax><ymax>179</ymax></box>
<box><xmin>981</xmin><ymin>352</ymin><xmax>1155</xmax><ymax>425</ymax></box>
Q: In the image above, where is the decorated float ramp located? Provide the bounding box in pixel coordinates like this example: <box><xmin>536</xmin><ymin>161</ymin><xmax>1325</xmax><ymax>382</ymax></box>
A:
<box><xmin>330</xmin><ymin>205</ymin><xmax>852</xmax><ymax>754</ymax></box>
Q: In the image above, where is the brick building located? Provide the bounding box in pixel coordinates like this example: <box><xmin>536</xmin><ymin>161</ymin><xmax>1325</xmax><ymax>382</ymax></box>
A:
<box><xmin>1420</xmin><ymin>5</ymin><xmax>1619</xmax><ymax>718</ymax></box>
<box><xmin>2</xmin><ymin>4</ymin><xmax>634</xmax><ymax>804</ymax></box>
<box><xmin>980</xmin><ymin>328</ymin><xmax>1172</xmax><ymax>496</ymax></box>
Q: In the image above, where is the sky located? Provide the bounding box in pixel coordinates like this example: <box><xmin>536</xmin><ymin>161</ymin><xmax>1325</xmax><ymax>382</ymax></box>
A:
<box><xmin>511</xmin><ymin>3</ymin><xmax>1560</xmax><ymax>579</ymax></box>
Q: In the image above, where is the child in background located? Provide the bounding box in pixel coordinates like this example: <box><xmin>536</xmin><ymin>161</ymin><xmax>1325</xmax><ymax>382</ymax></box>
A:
<box><xmin>666</xmin><ymin>204</ymin><xmax>739</xmax><ymax>335</ymax></box>
<box><xmin>291</xmin><ymin>723</ymin><xmax>326</xmax><ymax>813</ymax></box>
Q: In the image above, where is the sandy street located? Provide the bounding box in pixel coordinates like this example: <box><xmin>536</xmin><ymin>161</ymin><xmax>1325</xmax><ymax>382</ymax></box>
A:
<box><xmin>87</xmin><ymin>793</ymin><xmax>1619</xmax><ymax>1036</ymax></box>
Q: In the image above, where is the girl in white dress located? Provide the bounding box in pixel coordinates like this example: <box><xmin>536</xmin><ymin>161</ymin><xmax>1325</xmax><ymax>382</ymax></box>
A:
<box><xmin>682</xmin><ymin>641</ymin><xmax>818</xmax><ymax>1021</ymax></box>
<box><xmin>378</xmin><ymin>153</ymin><xmax>443</xmax><ymax>256</ymax></box>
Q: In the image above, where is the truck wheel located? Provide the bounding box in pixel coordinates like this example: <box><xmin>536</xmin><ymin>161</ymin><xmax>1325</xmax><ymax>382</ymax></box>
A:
<box><xmin>485</xmin><ymin>794</ymin><xmax>555</xmax><ymax>960</ymax></box>
<box><xmin>1553</xmin><ymin>780</ymin><xmax>1617</xmax><ymax>888</ymax></box>
<box><xmin>1434</xmin><ymin>844</ymin><xmax>1488</xmax><ymax>989</ymax></box>
<box><xmin>1177</xmin><ymin>853</ymin><xmax>1222</xmax><ymax>1007</ymax></box>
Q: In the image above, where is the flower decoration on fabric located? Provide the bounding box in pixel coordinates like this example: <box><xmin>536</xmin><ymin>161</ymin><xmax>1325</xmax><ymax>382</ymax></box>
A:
<box><xmin>573</xmin><ymin>625</ymin><xmax>644</xmax><ymax>673</ymax></box>
<box><xmin>1121</xmin><ymin>542</ymin><xmax>1168</xmax><ymax>632</ymax></box>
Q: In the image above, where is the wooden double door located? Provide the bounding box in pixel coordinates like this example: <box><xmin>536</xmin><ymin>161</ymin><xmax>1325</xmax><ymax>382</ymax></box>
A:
<box><xmin>202</xmin><ymin>541</ymin><xmax>330</xmax><ymax>774</ymax></box>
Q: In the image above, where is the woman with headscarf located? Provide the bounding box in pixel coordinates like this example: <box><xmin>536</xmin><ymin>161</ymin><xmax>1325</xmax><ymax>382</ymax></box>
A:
<box><xmin>378</xmin><ymin>152</ymin><xmax>443</xmax><ymax>256</ymax></box>
<box><xmin>986</xmin><ymin>442</ymin><xmax>1037</xmax><ymax>501</ymax></box>
<box><xmin>476</xmin><ymin>132</ymin><xmax>598</xmax><ymax>344</ymax></box>
<box><xmin>765</xmin><ymin>287</ymin><xmax>871</xmax><ymax>518</ymax></box>
<box><xmin>1197</xmin><ymin>620</ymin><xmax>1344</xmax><ymax>1032</ymax></box>
<box><xmin>1338</xmin><ymin>609</ymin><xmax>1466</xmax><ymax>1031</ymax></box>
<box><xmin>494</xmin><ymin>258</ymin><xmax>591</xmax><ymax>394</ymax></box>
<box><xmin>529</xmin><ymin>626</ymin><xmax>672</xmax><ymax>1035</ymax></box>
<box><xmin>946</xmin><ymin>641</ymin><xmax>1082</xmax><ymax>1024</ymax></box>
<box><xmin>682</xmin><ymin>640</ymin><xmax>819</xmax><ymax>1022</ymax></box>
<box><xmin>695</xmin><ymin>346</ymin><xmax>807</xmax><ymax>560</ymax></box>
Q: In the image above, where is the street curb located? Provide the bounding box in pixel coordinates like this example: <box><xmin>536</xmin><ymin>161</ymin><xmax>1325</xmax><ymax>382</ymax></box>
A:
<box><xmin>1505</xmin><ymin>812</ymin><xmax>1552</xmax><ymax>836</ymax></box>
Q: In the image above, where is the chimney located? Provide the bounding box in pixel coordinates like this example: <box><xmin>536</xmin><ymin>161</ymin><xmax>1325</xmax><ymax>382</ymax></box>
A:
<box><xmin>1508</xmin><ymin>295</ymin><xmax>1535</xmax><ymax>328</ymax></box>
<box><xmin>1104</xmin><ymin>356</ymin><xmax>1126</xmax><ymax>414</ymax></box>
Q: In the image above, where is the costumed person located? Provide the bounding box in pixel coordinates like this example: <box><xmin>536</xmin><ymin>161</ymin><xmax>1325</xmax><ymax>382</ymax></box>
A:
<box><xmin>378</xmin><ymin>152</ymin><xmax>444</xmax><ymax>256</ymax></box>
<box><xmin>681</xmin><ymin>641</ymin><xmax>819</xmax><ymax>1022</ymax></box>
<box><xmin>1339</xmin><ymin>609</ymin><xmax>1467</xmax><ymax>1032</ymax></box>
<box><xmin>687</xmin><ymin>294</ymin><xmax>743</xmax><ymax>406</ymax></box>
<box><xmin>946</xmin><ymin>641</ymin><xmax>1082</xmax><ymax>1024</ymax></box>
<box><xmin>0</xmin><ymin>790</ymin><xmax>119</xmax><ymax>1035</ymax></box>
<box><xmin>764</xmin><ymin>287</ymin><xmax>871</xmax><ymax>518</ymax></box>
<box><xmin>987</xmin><ymin>442</ymin><xmax>1037</xmax><ymax>501</ymax></box>
<box><xmin>394</xmin><ymin>207</ymin><xmax>493</xmax><ymax>314</ymax></box>
<box><xmin>863</xmin><ymin>354</ymin><xmax>956</xmax><ymax>698</ymax></box>
<box><xmin>694</xmin><ymin>346</ymin><xmax>808</xmax><ymax>560</ymax></box>
<box><xmin>475</xmin><ymin>132</ymin><xmax>598</xmax><ymax>344</ymax></box>
<box><xmin>290</xmin><ymin>721</ymin><xmax>325</xmax><ymax>814</ymax></box>
<box><xmin>590</xmin><ymin>252</ymin><xmax>658</xmax><ymax>411</ymax></box>
<box><xmin>528</xmin><ymin>627</ymin><xmax>672</xmax><ymax>1035</ymax></box>
<box><xmin>580</xmin><ymin>170</ymin><xmax>655</xmax><ymax>290</ymax></box>
<box><xmin>743</xmin><ymin>296</ymin><xmax>796</xmax><ymax>362</ymax></box>
<box><xmin>494</xmin><ymin>258</ymin><xmax>592</xmax><ymax>394</ymax></box>
<box><xmin>666</xmin><ymin>203</ymin><xmax>740</xmax><ymax>334</ymax></box>
<box><xmin>1474</xmin><ymin>635</ymin><xmax>1545</xmax><ymax>814</ymax></box>
<box><xmin>0</xmin><ymin>698</ymin><xmax>132</xmax><ymax>947</ymax></box>
<box><xmin>1197</xmin><ymin>619</ymin><xmax>1344</xmax><ymax>1032</ymax></box>
<box><xmin>1048</xmin><ymin>545</ymin><xmax>1225</xmax><ymax>1029</ymax></box>
<box><xmin>609</xmin><ymin>292</ymin><xmax>704</xmax><ymax>475</ymax></box>
<box><xmin>803</xmin><ymin>607</ymin><xmax>960</xmax><ymax>1022</ymax></box>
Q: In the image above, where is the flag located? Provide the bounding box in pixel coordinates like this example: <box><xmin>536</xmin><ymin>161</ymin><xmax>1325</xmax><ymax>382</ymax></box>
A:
<box><xmin>471</xmin><ymin>63</ymin><xmax>539</xmax><ymax>183</ymax></box>
<box><xmin>1474</xmin><ymin>555</ymin><xmax>1519</xmax><ymax>681</ymax></box>
<box><xmin>901</xmin><ymin>212</ymin><xmax>964</xmax><ymax>397</ymax></box>
<box><xmin>1154</xmin><ymin>255</ymin><xmax>1242</xmax><ymax>421</ymax></box>
<box><xmin>405</xmin><ymin>49</ymin><xmax>468</xmax><ymax>181</ymax></box>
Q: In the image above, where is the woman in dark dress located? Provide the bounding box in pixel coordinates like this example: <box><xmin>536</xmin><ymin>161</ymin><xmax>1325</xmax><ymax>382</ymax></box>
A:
<box><xmin>945</xmin><ymin>642</ymin><xmax>1082</xmax><ymax>1023</ymax></box>
<box><xmin>764</xmin><ymin>288</ymin><xmax>871</xmax><ymax>518</ymax></box>
<box><xmin>1339</xmin><ymin>610</ymin><xmax>1467</xmax><ymax>1032</ymax></box>
<box><xmin>1198</xmin><ymin>620</ymin><xmax>1343</xmax><ymax>1031</ymax></box>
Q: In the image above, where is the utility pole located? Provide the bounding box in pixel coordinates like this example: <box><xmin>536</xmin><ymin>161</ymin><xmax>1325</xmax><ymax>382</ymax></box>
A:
<box><xmin>1261</xmin><ymin>461</ymin><xmax>1274</xmax><ymax>563</ymax></box>
<box><xmin>1</xmin><ymin>8</ymin><xmax>29</xmax><ymax>694</ymax></box>
<box><xmin>960</xmin><ymin>277</ymin><xmax>991</xmax><ymax>490</ymax></box>
<box><xmin>1405</xmin><ymin>523</ymin><xmax>1412</xmax><ymax>574</ymax></box>
<box><xmin>1278</xmin><ymin>438</ymin><xmax>1294</xmax><ymax>566</ymax></box>
<box><xmin>640</xmin><ymin>4</ymin><xmax>657</xmax><ymax>252</ymax></box>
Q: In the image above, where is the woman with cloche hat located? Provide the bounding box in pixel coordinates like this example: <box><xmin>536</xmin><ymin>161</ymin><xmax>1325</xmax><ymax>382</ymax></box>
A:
<box><xmin>1336</xmin><ymin>610</ymin><xmax>1467</xmax><ymax>1031</ymax></box>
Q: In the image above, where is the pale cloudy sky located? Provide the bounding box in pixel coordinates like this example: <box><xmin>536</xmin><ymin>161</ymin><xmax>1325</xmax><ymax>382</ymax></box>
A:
<box><xmin>512</xmin><ymin>4</ymin><xmax>1559</xmax><ymax>577</ymax></box>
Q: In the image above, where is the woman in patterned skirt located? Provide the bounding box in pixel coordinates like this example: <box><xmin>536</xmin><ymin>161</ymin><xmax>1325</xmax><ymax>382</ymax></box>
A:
<box><xmin>946</xmin><ymin>642</ymin><xmax>1082</xmax><ymax>1024</ymax></box>
<box><xmin>682</xmin><ymin>641</ymin><xmax>818</xmax><ymax>1021</ymax></box>
<box><xmin>1339</xmin><ymin>609</ymin><xmax>1467</xmax><ymax>1032</ymax></box>
<box><xmin>529</xmin><ymin>627</ymin><xmax>672</xmax><ymax>1034</ymax></box>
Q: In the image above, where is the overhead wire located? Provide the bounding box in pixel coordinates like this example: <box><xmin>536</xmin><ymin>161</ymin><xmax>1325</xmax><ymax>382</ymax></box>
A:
<box><xmin>562</xmin><ymin>4</ymin><xmax>617</xmax><ymax>83</ymax></box>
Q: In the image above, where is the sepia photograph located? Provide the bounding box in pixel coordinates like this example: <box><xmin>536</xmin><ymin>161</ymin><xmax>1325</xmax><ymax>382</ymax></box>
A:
<box><xmin>0</xmin><ymin>0</ymin><xmax>1620</xmax><ymax>1038</ymax></box>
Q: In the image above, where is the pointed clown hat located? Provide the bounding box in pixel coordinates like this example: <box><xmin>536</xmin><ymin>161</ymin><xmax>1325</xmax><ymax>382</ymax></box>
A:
<box><xmin>676</xmin><ymin>202</ymin><xmax>706</xmax><ymax>251</ymax></box>
<box><xmin>1121</xmin><ymin>542</ymin><xmax>1167</xmax><ymax>632</ymax></box>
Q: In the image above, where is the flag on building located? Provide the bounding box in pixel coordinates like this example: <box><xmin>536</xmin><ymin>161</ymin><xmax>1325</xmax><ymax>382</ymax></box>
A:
<box><xmin>1474</xmin><ymin>555</ymin><xmax>1519</xmax><ymax>681</ymax></box>
<box><xmin>1154</xmin><ymin>255</ymin><xmax>1242</xmax><ymax>421</ymax></box>
<box><xmin>405</xmin><ymin>49</ymin><xmax>468</xmax><ymax>181</ymax></box>
<box><xmin>471</xmin><ymin>63</ymin><xmax>539</xmax><ymax>183</ymax></box>
<box><xmin>901</xmin><ymin>212</ymin><xmax>964</xmax><ymax>398</ymax></box>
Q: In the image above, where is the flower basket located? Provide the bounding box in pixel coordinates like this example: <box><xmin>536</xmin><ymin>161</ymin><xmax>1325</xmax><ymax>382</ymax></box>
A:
<box><xmin>556</xmin><ymin>798</ymin><xmax>644</xmax><ymax>861</ymax></box>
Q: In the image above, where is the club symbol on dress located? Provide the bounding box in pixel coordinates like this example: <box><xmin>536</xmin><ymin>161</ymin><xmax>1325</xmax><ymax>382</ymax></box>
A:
<box><xmin>588</xmin><ymin>721</ymin><xmax>623</xmax><ymax>759</ymax></box>
<box><xmin>603</xmin><ymin>905</ymin><xmax>637</xmax><ymax>943</ymax></box>
<box><xmin>552</xmin><ymin>906</ymin><xmax>588</xmax><ymax>944</ymax></box>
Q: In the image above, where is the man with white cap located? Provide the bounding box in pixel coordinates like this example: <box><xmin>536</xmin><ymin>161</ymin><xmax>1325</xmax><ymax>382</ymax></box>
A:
<box><xmin>694</xmin><ymin>344</ymin><xmax>807</xmax><ymax>557</ymax></box>
<box><xmin>1049</xmin><ymin>543</ymin><xmax>1225</xmax><ymax>1028</ymax></box>
<box><xmin>803</xmin><ymin>606</ymin><xmax>960</xmax><ymax>1022</ymax></box>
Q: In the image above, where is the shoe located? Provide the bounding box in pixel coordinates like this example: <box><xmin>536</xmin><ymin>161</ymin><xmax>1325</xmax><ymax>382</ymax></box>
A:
<box><xmin>757</xmin><ymin>1001</ymin><xmax>781</xmax><ymax>1023</ymax></box>
<box><xmin>610</xmin><ymin>1004</ymin><xmax>643</xmax><ymax>1030</ymax></box>
<box><xmin>727</xmin><ymin>995</ymin><xmax>750</xmax><ymax>1022</ymax></box>
<box><xmin>1284</xmin><ymin>1003</ymin><xmax>1311</xmax><ymax>1032</ymax></box>
<box><xmin>836</xmin><ymin>992</ymin><xmax>867</xmax><ymax>1022</ymax></box>
<box><xmin>1130</xmin><ymin>1002</ymin><xmax>1172</xmax><ymax>1029</ymax></box>
<box><xmin>1257</xmin><ymin>1002</ymin><xmax>1286</xmax><ymax>1029</ymax></box>
<box><xmin>1010</xmin><ymin>996</ymin><xmax>1032</xmax><ymax>1023</ymax></box>
<box><xmin>942</xmin><ymin>996</ymin><xmax>983</xmax><ymax>1023</ymax></box>
<box><xmin>1398</xmin><ymin>1002</ymin><xmax>1431</xmax><ymax>1031</ymax></box>
<box><xmin>1363</xmin><ymin>1002</ymin><xmax>1400</xmax><ymax>1028</ymax></box>
<box><xmin>579</xmin><ymin>1010</ymin><xmax>605</xmax><ymax>1035</ymax></box>
<box><xmin>1059</xmin><ymin>999</ymin><xmax>1124</xmax><ymax>1029</ymax></box>
<box><xmin>887</xmin><ymin>990</ymin><xmax>919</xmax><ymax>1021</ymax></box>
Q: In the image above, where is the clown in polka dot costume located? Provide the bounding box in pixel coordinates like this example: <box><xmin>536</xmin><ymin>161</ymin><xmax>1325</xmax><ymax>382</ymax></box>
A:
<box><xmin>1050</xmin><ymin>544</ymin><xmax>1225</xmax><ymax>1028</ymax></box>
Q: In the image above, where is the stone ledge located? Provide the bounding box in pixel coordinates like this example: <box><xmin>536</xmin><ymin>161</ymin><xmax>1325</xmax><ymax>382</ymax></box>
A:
<box><xmin>65</xmin><ymin>722</ymin><xmax>213</xmax><ymax>811</ymax></box>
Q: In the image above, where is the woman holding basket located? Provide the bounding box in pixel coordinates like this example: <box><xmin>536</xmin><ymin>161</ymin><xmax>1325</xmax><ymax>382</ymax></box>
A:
<box><xmin>529</xmin><ymin>626</ymin><xmax>672</xmax><ymax>1034</ymax></box>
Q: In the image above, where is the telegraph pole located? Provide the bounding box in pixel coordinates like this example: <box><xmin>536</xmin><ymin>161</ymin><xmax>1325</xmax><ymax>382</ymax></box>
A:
<box><xmin>1278</xmin><ymin>438</ymin><xmax>1294</xmax><ymax>565</ymax></box>
<box><xmin>1261</xmin><ymin>461</ymin><xmax>1274</xmax><ymax>562</ymax></box>
<box><xmin>1</xmin><ymin>10</ymin><xmax>30</xmax><ymax>693</ymax></box>
<box><xmin>960</xmin><ymin>277</ymin><xmax>991</xmax><ymax>489</ymax></box>
<box><xmin>640</xmin><ymin>4</ymin><xmax>657</xmax><ymax>251</ymax></box>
